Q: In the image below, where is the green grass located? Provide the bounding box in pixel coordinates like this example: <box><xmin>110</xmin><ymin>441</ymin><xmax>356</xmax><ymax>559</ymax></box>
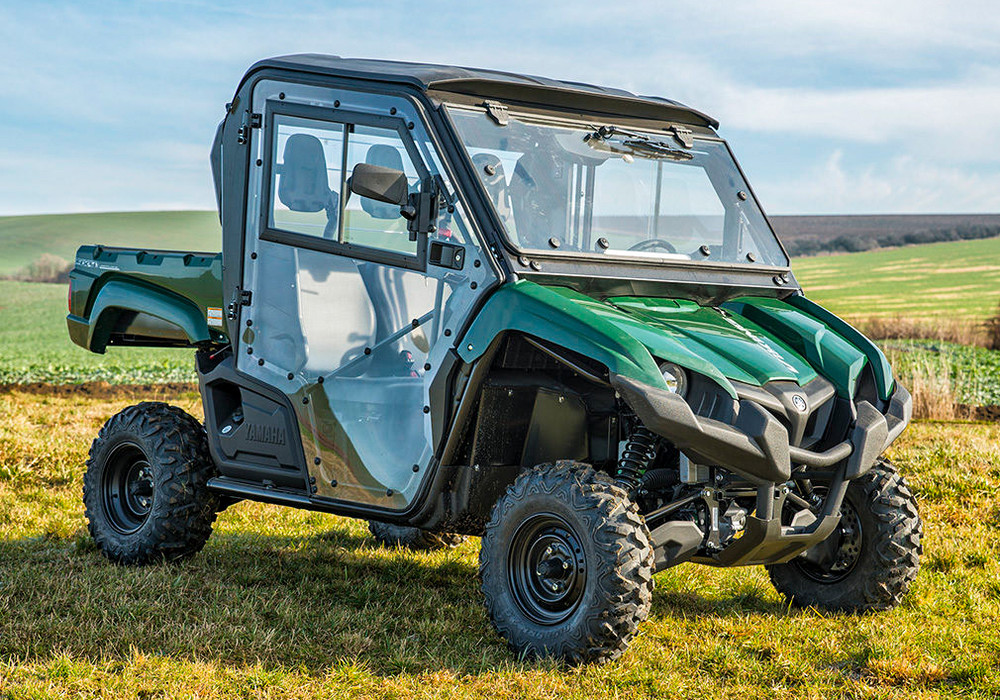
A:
<box><xmin>885</xmin><ymin>341</ymin><xmax>1000</xmax><ymax>407</ymax></box>
<box><xmin>1</xmin><ymin>211</ymin><xmax>998</xmax><ymax>388</ymax></box>
<box><xmin>0</xmin><ymin>280</ymin><xmax>195</xmax><ymax>384</ymax></box>
<box><xmin>0</xmin><ymin>211</ymin><xmax>220</xmax><ymax>276</ymax></box>
<box><xmin>793</xmin><ymin>236</ymin><xmax>1000</xmax><ymax>322</ymax></box>
<box><xmin>1</xmin><ymin>389</ymin><xmax>998</xmax><ymax>698</ymax></box>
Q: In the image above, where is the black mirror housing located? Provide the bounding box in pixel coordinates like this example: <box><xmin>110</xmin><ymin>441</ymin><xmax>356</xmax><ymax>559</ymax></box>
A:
<box><xmin>349</xmin><ymin>163</ymin><xmax>409</xmax><ymax>206</ymax></box>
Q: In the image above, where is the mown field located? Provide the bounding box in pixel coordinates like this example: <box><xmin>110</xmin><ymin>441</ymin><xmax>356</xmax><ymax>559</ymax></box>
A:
<box><xmin>0</xmin><ymin>387</ymin><xmax>998</xmax><ymax>699</ymax></box>
<box><xmin>792</xmin><ymin>236</ymin><xmax>1000</xmax><ymax>322</ymax></box>
<box><xmin>0</xmin><ymin>212</ymin><xmax>998</xmax><ymax>698</ymax></box>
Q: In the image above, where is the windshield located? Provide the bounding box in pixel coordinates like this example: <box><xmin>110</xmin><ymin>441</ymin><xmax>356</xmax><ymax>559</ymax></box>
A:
<box><xmin>448</xmin><ymin>107</ymin><xmax>788</xmax><ymax>267</ymax></box>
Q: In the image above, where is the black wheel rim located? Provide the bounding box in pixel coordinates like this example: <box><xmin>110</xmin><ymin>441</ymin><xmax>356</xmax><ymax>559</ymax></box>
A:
<box><xmin>794</xmin><ymin>499</ymin><xmax>863</xmax><ymax>583</ymax></box>
<box><xmin>507</xmin><ymin>513</ymin><xmax>587</xmax><ymax>626</ymax></box>
<box><xmin>101</xmin><ymin>442</ymin><xmax>154</xmax><ymax>535</ymax></box>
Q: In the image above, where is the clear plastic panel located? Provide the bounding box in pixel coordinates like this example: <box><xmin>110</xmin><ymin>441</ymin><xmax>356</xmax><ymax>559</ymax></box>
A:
<box><xmin>240</xmin><ymin>79</ymin><xmax>496</xmax><ymax>510</ymax></box>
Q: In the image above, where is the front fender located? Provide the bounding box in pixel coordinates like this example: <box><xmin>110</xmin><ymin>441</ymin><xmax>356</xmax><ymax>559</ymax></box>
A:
<box><xmin>457</xmin><ymin>281</ymin><xmax>736</xmax><ymax>396</ymax></box>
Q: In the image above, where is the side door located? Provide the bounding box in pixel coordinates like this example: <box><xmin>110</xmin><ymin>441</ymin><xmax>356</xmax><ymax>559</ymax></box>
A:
<box><xmin>238</xmin><ymin>79</ymin><xmax>496</xmax><ymax>511</ymax></box>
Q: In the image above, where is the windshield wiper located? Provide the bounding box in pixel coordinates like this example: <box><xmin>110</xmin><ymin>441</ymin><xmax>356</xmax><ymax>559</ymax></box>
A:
<box><xmin>584</xmin><ymin>125</ymin><xmax>694</xmax><ymax>161</ymax></box>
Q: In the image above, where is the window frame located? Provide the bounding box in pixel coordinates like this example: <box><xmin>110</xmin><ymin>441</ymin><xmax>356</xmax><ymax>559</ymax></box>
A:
<box><xmin>260</xmin><ymin>100</ymin><xmax>432</xmax><ymax>272</ymax></box>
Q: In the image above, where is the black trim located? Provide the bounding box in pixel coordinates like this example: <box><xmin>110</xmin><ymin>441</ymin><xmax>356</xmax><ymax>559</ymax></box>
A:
<box><xmin>258</xmin><ymin>101</ymin><xmax>431</xmax><ymax>272</ymax></box>
<box><xmin>197</xmin><ymin>350</ymin><xmax>310</xmax><ymax>490</ymax></box>
<box><xmin>234</xmin><ymin>54</ymin><xmax>719</xmax><ymax>129</ymax></box>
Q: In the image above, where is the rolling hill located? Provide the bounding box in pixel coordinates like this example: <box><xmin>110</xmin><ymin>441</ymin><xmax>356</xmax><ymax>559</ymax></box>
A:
<box><xmin>1</xmin><ymin>210</ymin><xmax>997</xmax><ymax>325</ymax></box>
<box><xmin>0</xmin><ymin>211</ymin><xmax>221</xmax><ymax>276</ymax></box>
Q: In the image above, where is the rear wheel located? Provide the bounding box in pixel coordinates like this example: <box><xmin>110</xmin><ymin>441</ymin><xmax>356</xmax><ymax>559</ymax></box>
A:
<box><xmin>367</xmin><ymin>521</ymin><xmax>466</xmax><ymax>551</ymax></box>
<box><xmin>479</xmin><ymin>461</ymin><xmax>653</xmax><ymax>664</ymax></box>
<box><xmin>83</xmin><ymin>402</ymin><xmax>218</xmax><ymax>565</ymax></box>
<box><xmin>767</xmin><ymin>458</ymin><xmax>921</xmax><ymax>611</ymax></box>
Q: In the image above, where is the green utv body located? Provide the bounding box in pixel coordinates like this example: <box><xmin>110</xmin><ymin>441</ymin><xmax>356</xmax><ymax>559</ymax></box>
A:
<box><xmin>67</xmin><ymin>55</ymin><xmax>921</xmax><ymax>664</ymax></box>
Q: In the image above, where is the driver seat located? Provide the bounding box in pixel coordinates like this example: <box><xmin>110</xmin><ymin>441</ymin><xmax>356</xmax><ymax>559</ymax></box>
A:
<box><xmin>278</xmin><ymin>133</ymin><xmax>338</xmax><ymax>237</ymax></box>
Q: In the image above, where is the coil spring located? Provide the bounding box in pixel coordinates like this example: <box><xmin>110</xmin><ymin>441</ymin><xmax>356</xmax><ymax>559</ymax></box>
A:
<box><xmin>616</xmin><ymin>426</ymin><xmax>658</xmax><ymax>487</ymax></box>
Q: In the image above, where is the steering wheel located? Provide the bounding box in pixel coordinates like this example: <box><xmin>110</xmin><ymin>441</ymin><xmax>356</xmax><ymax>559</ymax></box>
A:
<box><xmin>628</xmin><ymin>238</ymin><xmax>678</xmax><ymax>254</ymax></box>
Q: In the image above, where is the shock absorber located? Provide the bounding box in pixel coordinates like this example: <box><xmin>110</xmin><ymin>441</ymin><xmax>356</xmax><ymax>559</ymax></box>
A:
<box><xmin>616</xmin><ymin>425</ymin><xmax>659</xmax><ymax>488</ymax></box>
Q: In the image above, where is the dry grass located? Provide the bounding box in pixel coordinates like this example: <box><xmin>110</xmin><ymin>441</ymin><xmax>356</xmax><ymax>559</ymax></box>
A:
<box><xmin>1</xmin><ymin>253</ymin><xmax>72</xmax><ymax>284</ymax></box>
<box><xmin>889</xmin><ymin>352</ymin><xmax>961</xmax><ymax>421</ymax></box>
<box><xmin>851</xmin><ymin>315</ymin><xmax>988</xmax><ymax>348</ymax></box>
<box><xmin>1</xmin><ymin>389</ymin><xmax>999</xmax><ymax>698</ymax></box>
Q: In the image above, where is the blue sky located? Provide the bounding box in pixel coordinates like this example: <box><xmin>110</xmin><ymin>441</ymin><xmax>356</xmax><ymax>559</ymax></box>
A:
<box><xmin>1</xmin><ymin>0</ymin><xmax>998</xmax><ymax>216</ymax></box>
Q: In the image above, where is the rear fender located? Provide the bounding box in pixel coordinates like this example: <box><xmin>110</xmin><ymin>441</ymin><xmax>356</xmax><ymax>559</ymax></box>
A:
<box><xmin>82</xmin><ymin>279</ymin><xmax>212</xmax><ymax>353</ymax></box>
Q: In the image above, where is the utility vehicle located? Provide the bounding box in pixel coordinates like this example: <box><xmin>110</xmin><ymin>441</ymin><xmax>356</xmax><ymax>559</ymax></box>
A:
<box><xmin>68</xmin><ymin>55</ymin><xmax>921</xmax><ymax>664</ymax></box>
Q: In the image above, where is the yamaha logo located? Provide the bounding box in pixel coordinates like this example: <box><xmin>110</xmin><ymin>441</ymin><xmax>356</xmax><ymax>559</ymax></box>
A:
<box><xmin>791</xmin><ymin>394</ymin><xmax>808</xmax><ymax>412</ymax></box>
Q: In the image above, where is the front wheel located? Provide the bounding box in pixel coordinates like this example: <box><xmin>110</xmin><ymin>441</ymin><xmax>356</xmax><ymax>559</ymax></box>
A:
<box><xmin>767</xmin><ymin>458</ymin><xmax>922</xmax><ymax>611</ymax></box>
<box><xmin>479</xmin><ymin>461</ymin><xmax>654</xmax><ymax>664</ymax></box>
<box><xmin>83</xmin><ymin>402</ymin><xmax>218</xmax><ymax>565</ymax></box>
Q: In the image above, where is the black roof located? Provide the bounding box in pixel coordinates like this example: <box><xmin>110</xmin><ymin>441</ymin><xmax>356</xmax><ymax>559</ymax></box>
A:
<box><xmin>245</xmin><ymin>54</ymin><xmax>719</xmax><ymax>129</ymax></box>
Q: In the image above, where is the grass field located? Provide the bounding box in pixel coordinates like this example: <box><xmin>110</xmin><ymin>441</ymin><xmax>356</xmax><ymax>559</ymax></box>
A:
<box><xmin>793</xmin><ymin>236</ymin><xmax>1000</xmax><ymax>322</ymax></box>
<box><xmin>0</xmin><ymin>211</ymin><xmax>220</xmax><ymax>276</ymax></box>
<box><xmin>0</xmin><ymin>280</ymin><xmax>195</xmax><ymax>384</ymax></box>
<box><xmin>0</xmin><ymin>388</ymin><xmax>997</xmax><ymax>699</ymax></box>
<box><xmin>2</xmin><ymin>209</ymin><xmax>997</xmax><ymax>321</ymax></box>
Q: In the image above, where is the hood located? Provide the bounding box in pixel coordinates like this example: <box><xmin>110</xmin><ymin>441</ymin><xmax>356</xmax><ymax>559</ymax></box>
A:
<box><xmin>541</xmin><ymin>287</ymin><xmax>873</xmax><ymax>399</ymax></box>
<box><xmin>458</xmin><ymin>281</ymin><xmax>883</xmax><ymax>401</ymax></box>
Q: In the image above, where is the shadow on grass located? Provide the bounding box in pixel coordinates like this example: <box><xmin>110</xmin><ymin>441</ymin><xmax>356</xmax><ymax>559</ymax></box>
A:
<box><xmin>651</xmin><ymin>585</ymin><xmax>790</xmax><ymax>617</ymax></box>
<box><xmin>0</xmin><ymin>529</ymin><xmax>792</xmax><ymax>676</ymax></box>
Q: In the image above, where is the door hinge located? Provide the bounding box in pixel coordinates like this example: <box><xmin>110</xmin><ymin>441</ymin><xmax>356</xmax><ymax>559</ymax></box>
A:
<box><xmin>668</xmin><ymin>125</ymin><xmax>694</xmax><ymax>149</ymax></box>
<box><xmin>226</xmin><ymin>288</ymin><xmax>253</xmax><ymax>320</ymax></box>
<box><xmin>483</xmin><ymin>101</ymin><xmax>509</xmax><ymax>126</ymax></box>
<box><xmin>237</xmin><ymin>112</ymin><xmax>262</xmax><ymax>145</ymax></box>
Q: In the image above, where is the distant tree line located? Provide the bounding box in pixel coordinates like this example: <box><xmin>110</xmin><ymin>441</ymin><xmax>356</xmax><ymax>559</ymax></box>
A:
<box><xmin>786</xmin><ymin>224</ymin><xmax>1000</xmax><ymax>257</ymax></box>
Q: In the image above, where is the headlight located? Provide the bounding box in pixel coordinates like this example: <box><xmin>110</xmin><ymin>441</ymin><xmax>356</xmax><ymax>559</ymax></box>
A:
<box><xmin>658</xmin><ymin>362</ymin><xmax>688</xmax><ymax>396</ymax></box>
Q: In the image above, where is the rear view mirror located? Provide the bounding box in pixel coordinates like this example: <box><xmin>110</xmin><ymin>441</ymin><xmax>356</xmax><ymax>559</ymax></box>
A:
<box><xmin>349</xmin><ymin>163</ymin><xmax>408</xmax><ymax>206</ymax></box>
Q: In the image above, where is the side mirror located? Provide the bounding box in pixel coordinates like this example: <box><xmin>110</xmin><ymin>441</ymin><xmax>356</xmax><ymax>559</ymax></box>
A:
<box><xmin>348</xmin><ymin>163</ymin><xmax>408</xmax><ymax>206</ymax></box>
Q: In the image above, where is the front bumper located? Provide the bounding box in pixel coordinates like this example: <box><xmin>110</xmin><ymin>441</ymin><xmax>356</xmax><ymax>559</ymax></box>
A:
<box><xmin>612</xmin><ymin>373</ymin><xmax>911</xmax><ymax>485</ymax></box>
<box><xmin>612</xmin><ymin>373</ymin><xmax>913</xmax><ymax>568</ymax></box>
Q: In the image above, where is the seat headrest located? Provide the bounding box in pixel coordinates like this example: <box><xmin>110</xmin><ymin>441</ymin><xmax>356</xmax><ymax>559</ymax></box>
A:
<box><xmin>361</xmin><ymin>144</ymin><xmax>407</xmax><ymax>219</ymax></box>
<box><xmin>278</xmin><ymin>134</ymin><xmax>330</xmax><ymax>213</ymax></box>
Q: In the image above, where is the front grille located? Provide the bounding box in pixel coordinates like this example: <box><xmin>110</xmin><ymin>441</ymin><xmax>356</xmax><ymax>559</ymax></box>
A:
<box><xmin>731</xmin><ymin>376</ymin><xmax>837</xmax><ymax>448</ymax></box>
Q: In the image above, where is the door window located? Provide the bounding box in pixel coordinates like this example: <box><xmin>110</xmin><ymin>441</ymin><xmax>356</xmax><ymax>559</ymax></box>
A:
<box><xmin>269</xmin><ymin>115</ymin><xmax>344</xmax><ymax>240</ymax></box>
<box><xmin>264</xmin><ymin>109</ymin><xmax>425</xmax><ymax>267</ymax></box>
<box><xmin>342</xmin><ymin>124</ymin><xmax>419</xmax><ymax>256</ymax></box>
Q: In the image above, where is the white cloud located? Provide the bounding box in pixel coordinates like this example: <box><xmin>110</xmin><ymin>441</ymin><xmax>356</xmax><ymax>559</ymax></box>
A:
<box><xmin>0</xmin><ymin>0</ymin><xmax>998</xmax><ymax>215</ymax></box>
<box><xmin>760</xmin><ymin>149</ymin><xmax>1000</xmax><ymax>214</ymax></box>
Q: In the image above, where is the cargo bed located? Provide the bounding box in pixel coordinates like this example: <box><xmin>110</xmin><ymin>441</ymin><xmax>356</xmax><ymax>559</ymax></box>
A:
<box><xmin>67</xmin><ymin>244</ymin><xmax>226</xmax><ymax>352</ymax></box>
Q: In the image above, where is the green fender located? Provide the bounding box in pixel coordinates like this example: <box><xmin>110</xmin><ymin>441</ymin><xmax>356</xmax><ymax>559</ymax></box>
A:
<box><xmin>85</xmin><ymin>279</ymin><xmax>212</xmax><ymax>353</ymax></box>
<box><xmin>787</xmin><ymin>295</ymin><xmax>894</xmax><ymax>400</ymax></box>
<box><xmin>458</xmin><ymin>280</ymin><xmax>738</xmax><ymax>397</ymax></box>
